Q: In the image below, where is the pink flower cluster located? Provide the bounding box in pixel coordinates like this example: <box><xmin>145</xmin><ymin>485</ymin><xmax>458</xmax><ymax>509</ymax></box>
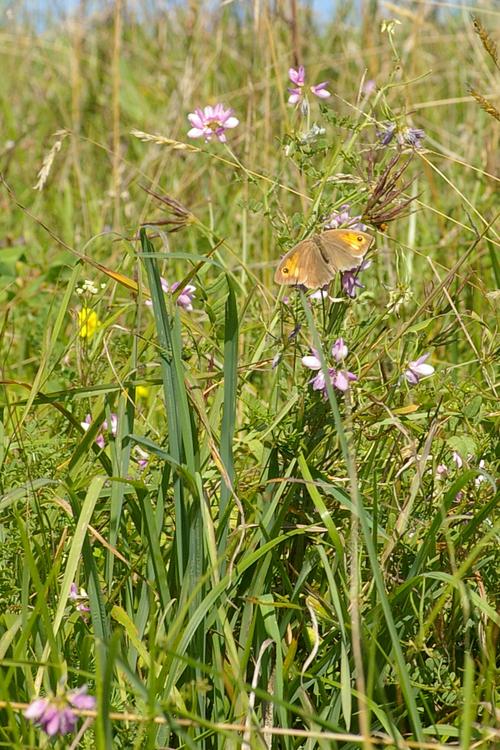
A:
<box><xmin>24</xmin><ymin>685</ymin><xmax>95</xmax><ymax>737</ymax></box>
<box><xmin>302</xmin><ymin>338</ymin><xmax>357</xmax><ymax>397</ymax></box>
<box><xmin>287</xmin><ymin>65</ymin><xmax>331</xmax><ymax>105</ymax></box>
<box><xmin>185</xmin><ymin>67</ymin><xmax>331</xmax><ymax>144</ymax></box>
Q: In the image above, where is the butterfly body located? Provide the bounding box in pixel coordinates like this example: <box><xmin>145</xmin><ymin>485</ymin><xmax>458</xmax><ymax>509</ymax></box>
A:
<box><xmin>274</xmin><ymin>228</ymin><xmax>374</xmax><ymax>289</ymax></box>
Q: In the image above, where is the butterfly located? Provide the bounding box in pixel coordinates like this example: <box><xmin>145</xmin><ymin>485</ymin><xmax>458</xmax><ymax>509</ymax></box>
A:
<box><xmin>274</xmin><ymin>228</ymin><xmax>374</xmax><ymax>289</ymax></box>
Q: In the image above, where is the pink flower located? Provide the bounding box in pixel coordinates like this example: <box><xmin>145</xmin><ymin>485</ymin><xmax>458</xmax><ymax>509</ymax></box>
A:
<box><xmin>187</xmin><ymin>104</ymin><xmax>239</xmax><ymax>143</ymax></box>
<box><xmin>289</xmin><ymin>66</ymin><xmax>306</xmax><ymax>86</ymax></box>
<box><xmin>310</xmin><ymin>81</ymin><xmax>331</xmax><ymax>99</ymax></box>
<box><xmin>24</xmin><ymin>686</ymin><xmax>95</xmax><ymax>737</ymax></box>
<box><xmin>81</xmin><ymin>413</ymin><xmax>117</xmax><ymax>449</ymax></box>
<box><xmin>302</xmin><ymin>343</ymin><xmax>357</xmax><ymax>396</ymax></box>
<box><xmin>404</xmin><ymin>353</ymin><xmax>435</xmax><ymax>385</ymax></box>
<box><xmin>68</xmin><ymin>685</ymin><xmax>96</xmax><ymax>711</ymax></box>
<box><xmin>332</xmin><ymin>369</ymin><xmax>357</xmax><ymax>391</ymax></box>
<box><xmin>81</xmin><ymin>414</ymin><xmax>105</xmax><ymax>449</ymax></box>
<box><xmin>332</xmin><ymin>338</ymin><xmax>348</xmax><ymax>362</ymax></box>
<box><xmin>170</xmin><ymin>281</ymin><xmax>196</xmax><ymax>311</ymax></box>
<box><xmin>287</xmin><ymin>87</ymin><xmax>302</xmax><ymax>105</ymax></box>
<box><xmin>69</xmin><ymin>583</ymin><xmax>90</xmax><ymax>614</ymax></box>
<box><xmin>436</xmin><ymin>464</ymin><xmax>448</xmax><ymax>478</ymax></box>
<box><xmin>134</xmin><ymin>445</ymin><xmax>150</xmax><ymax>470</ymax></box>
<box><xmin>287</xmin><ymin>66</ymin><xmax>331</xmax><ymax>106</ymax></box>
<box><xmin>362</xmin><ymin>79</ymin><xmax>377</xmax><ymax>96</ymax></box>
<box><xmin>146</xmin><ymin>277</ymin><xmax>196</xmax><ymax>312</ymax></box>
<box><xmin>103</xmin><ymin>413</ymin><xmax>118</xmax><ymax>438</ymax></box>
<box><xmin>302</xmin><ymin>350</ymin><xmax>328</xmax><ymax>392</ymax></box>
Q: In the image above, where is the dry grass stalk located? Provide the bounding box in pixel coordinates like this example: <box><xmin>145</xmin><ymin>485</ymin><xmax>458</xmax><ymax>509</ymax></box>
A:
<box><xmin>472</xmin><ymin>15</ymin><xmax>499</xmax><ymax>71</ymax></box>
<box><xmin>33</xmin><ymin>130</ymin><xmax>69</xmax><ymax>191</ymax></box>
<box><xmin>130</xmin><ymin>129</ymin><xmax>198</xmax><ymax>151</ymax></box>
<box><xmin>468</xmin><ymin>87</ymin><xmax>500</xmax><ymax>123</ymax></box>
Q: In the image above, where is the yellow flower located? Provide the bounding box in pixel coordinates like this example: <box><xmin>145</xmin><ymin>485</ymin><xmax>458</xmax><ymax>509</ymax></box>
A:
<box><xmin>78</xmin><ymin>307</ymin><xmax>100</xmax><ymax>339</ymax></box>
<box><xmin>136</xmin><ymin>385</ymin><xmax>149</xmax><ymax>399</ymax></box>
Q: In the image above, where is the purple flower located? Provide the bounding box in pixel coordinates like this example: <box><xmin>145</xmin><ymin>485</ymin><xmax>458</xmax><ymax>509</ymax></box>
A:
<box><xmin>332</xmin><ymin>338</ymin><xmax>348</xmax><ymax>362</ymax></box>
<box><xmin>377</xmin><ymin>122</ymin><xmax>396</xmax><ymax>146</ymax></box>
<box><xmin>69</xmin><ymin>583</ymin><xmax>90</xmax><ymax>614</ymax></box>
<box><xmin>341</xmin><ymin>259</ymin><xmax>371</xmax><ymax>298</ymax></box>
<box><xmin>452</xmin><ymin>451</ymin><xmax>463</xmax><ymax>469</ymax></box>
<box><xmin>302</xmin><ymin>342</ymin><xmax>357</xmax><ymax>396</ymax></box>
<box><xmin>377</xmin><ymin>122</ymin><xmax>425</xmax><ymax>149</ymax></box>
<box><xmin>404</xmin><ymin>353</ymin><xmax>435</xmax><ymax>385</ymax></box>
<box><xmin>287</xmin><ymin>66</ymin><xmax>331</xmax><ymax>106</ymax></box>
<box><xmin>398</xmin><ymin>127</ymin><xmax>425</xmax><ymax>149</ymax></box>
<box><xmin>187</xmin><ymin>104</ymin><xmax>239</xmax><ymax>143</ymax></box>
<box><xmin>24</xmin><ymin>686</ymin><xmax>95</xmax><ymax>737</ymax></box>
<box><xmin>324</xmin><ymin>204</ymin><xmax>366</xmax><ymax>231</ymax></box>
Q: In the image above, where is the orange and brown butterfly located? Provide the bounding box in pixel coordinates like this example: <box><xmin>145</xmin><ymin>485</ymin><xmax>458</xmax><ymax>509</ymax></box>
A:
<box><xmin>274</xmin><ymin>228</ymin><xmax>374</xmax><ymax>289</ymax></box>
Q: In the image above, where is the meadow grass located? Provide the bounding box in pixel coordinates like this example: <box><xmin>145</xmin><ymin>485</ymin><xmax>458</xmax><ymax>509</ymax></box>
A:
<box><xmin>0</xmin><ymin>1</ymin><xmax>498</xmax><ymax>748</ymax></box>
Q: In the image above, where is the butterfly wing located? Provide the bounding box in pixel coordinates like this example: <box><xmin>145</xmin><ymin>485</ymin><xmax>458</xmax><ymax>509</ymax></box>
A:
<box><xmin>320</xmin><ymin>229</ymin><xmax>373</xmax><ymax>271</ymax></box>
<box><xmin>274</xmin><ymin>239</ymin><xmax>334</xmax><ymax>288</ymax></box>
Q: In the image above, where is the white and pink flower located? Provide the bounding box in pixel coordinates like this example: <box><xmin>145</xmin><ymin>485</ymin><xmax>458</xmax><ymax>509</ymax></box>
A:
<box><xmin>187</xmin><ymin>104</ymin><xmax>239</xmax><ymax>143</ymax></box>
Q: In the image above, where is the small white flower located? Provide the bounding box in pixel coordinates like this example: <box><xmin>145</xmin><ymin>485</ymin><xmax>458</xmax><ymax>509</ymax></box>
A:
<box><xmin>82</xmin><ymin>279</ymin><xmax>98</xmax><ymax>295</ymax></box>
<box><xmin>475</xmin><ymin>459</ymin><xmax>486</xmax><ymax>487</ymax></box>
